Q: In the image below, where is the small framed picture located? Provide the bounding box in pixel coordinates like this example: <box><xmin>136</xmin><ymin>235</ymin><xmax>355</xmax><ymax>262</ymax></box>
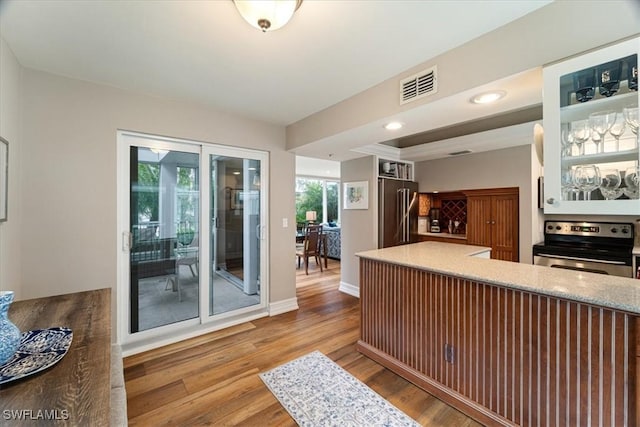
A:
<box><xmin>343</xmin><ymin>181</ymin><xmax>368</xmax><ymax>210</ymax></box>
<box><xmin>0</xmin><ymin>137</ymin><xmax>7</xmax><ymax>222</ymax></box>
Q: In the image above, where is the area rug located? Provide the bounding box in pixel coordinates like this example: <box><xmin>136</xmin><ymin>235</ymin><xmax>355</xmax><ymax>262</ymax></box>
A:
<box><xmin>259</xmin><ymin>351</ymin><xmax>420</xmax><ymax>427</ymax></box>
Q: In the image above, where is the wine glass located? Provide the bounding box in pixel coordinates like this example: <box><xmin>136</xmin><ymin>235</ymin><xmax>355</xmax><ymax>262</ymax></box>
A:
<box><xmin>589</xmin><ymin>111</ymin><xmax>615</xmax><ymax>154</ymax></box>
<box><xmin>598</xmin><ymin>60</ymin><xmax>623</xmax><ymax>97</ymax></box>
<box><xmin>608</xmin><ymin>113</ymin><xmax>626</xmax><ymax>152</ymax></box>
<box><xmin>624</xmin><ymin>167</ymin><xmax>639</xmax><ymax>199</ymax></box>
<box><xmin>573</xmin><ymin>165</ymin><xmax>601</xmax><ymax>201</ymax></box>
<box><xmin>628</xmin><ymin>60</ymin><xmax>638</xmax><ymax>91</ymax></box>
<box><xmin>570</xmin><ymin>120</ymin><xmax>590</xmax><ymax>156</ymax></box>
<box><xmin>561</xmin><ymin>127</ymin><xmax>574</xmax><ymax>157</ymax></box>
<box><xmin>623</xmin><ymin>107</ymin><xmax>639</xmax><ymax>148</ymax></box>
<box><xmin>598</xmin><ymin>169</ymin><xmax>622</xmax><ymax>200</ymax></box>
<box><xmin>561</xmin><ymin>169</ymin><xmax>579</xmax><ymax>200</ymax></box>
<box><xmin>573</xmin><ymin>68</ymin><xmax>596</xmax><ymax>103</ymax></box>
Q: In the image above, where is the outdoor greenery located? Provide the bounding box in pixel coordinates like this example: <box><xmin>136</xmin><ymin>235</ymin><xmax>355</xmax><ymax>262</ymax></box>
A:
<box><xmin>136</xmin><ymin>161</ymin><xmax>198</xmax><ymax>228</ymax></box>
<box><xmin>295</xmin><ymin>178</ymin><xmax>339</xmax><ymax>225</ymax></box>
<box><xmin>137</xmin><ymin>163</ymin><xmax>160</xmax><ymax>222</ymax></box>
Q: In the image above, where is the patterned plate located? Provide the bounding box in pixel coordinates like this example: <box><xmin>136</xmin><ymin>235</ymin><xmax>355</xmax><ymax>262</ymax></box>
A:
<box><xmin>0</xmin><ymin>327</ymin><xmax>73</xmax><ymax>385</ymax></box>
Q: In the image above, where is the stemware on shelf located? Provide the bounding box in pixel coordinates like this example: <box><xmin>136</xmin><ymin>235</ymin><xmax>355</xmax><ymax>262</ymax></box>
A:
<box><xmin>573</xmin><ymin>68</ymin><xmax>596</xmax><ymax>103</ymax></box>
<box><xmin>573</xmin><ymin>165</ymin><xmax>601</xmax><ymax>201</ymax></box>
<box><xmin>597</xmin><ymin>60</ymin><xmax>623</xmax><ymax>97</ymax></box>
<box><xmin>598</xmin><ymin>169</ymin><xmax>622</xmax><ymax>200</ymax></box>
<box><xmin>628</xmin><ymin>58</ymin><xmax>638</xmax><ymax>91</ymax></box>
<box><xmin>623</xmin><ymin>107</ymin><xmax>639</xmax><ymax>148</ymax></box>
<box><xmin>561</xmin><ymin>169</ymin><xmax>579</xmax><ymax>201</ymax></box>
<box><xmin>608</xmin><ymin>113</ymin><xmax>626</xmax><ymax>152</ymax></box>
<box><xmin>570</xmin><ymin>120</ymin><xmax>591</xmax><ymax>156</ymax></box>
<box><xmin>588</xmin><ymin>111</ymin><xmax>615</xmax><ymax>154</ymax></box>
<box><xmin>624</xmin><ymin>167</ymin><xmax>640</xmax><ymax>199</ymax></box>
<box><xmin>561</xmin><ymin>128</ymin><xmax>574</xmax><ymax>157</ymax></box>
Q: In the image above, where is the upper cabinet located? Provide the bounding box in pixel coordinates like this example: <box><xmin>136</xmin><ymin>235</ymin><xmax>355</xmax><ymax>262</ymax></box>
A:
<box><xmin>377</xmin><ymin>157</ymin><xmax>414</xmax><ymax>181</ymax></box>
<box><xmin>543</xmin><ymin>37</ymin><xmax>639</xmax><ymax>215</ymax></box>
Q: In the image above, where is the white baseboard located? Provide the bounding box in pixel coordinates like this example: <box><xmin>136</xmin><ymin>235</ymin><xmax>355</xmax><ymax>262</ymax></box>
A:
<box><xmin>339</xmin><ymin>281</ymin><xmax>360</xmax><ymax>298</ymax></box>
<box><xmin>269</xmin><ymin>297</ymin><xmax>299</xmax><ymax>316</ymax></box>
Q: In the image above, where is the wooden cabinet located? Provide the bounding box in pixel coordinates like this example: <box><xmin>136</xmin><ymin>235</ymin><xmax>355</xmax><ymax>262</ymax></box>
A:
<box><xmin>465</xmin><ymin>188</ymin><xmax>519</xmax><ymax>262</ymax></box>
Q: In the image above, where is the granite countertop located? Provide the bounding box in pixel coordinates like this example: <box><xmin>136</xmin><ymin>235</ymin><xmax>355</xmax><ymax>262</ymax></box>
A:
<box><xmin>356</xmin><ymin>241</ymin><xmax>640</xmax><ymax>315</ymax></box>
<box><xmin>418</xmin><ymin>231</ymin><xmax>467</xmax><ymax>240</ymax></box>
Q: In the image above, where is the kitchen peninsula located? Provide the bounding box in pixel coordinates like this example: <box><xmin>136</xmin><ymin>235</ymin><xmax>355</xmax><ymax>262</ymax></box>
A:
<box><xmin>356</xmin><ymin>242</ymin><xmax>639</xmax><ymax>427</ymax></box>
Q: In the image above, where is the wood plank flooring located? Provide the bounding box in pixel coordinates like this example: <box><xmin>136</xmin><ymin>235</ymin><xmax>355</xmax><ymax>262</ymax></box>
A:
<box><xmin>124</xmin><ymin>259</ymin><xmax>482</xmax><ymax>426</ymax></box>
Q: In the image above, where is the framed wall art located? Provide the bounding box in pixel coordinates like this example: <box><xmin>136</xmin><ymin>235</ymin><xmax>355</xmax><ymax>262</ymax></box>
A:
<box><xmin>343</xmin><ymin>181</ymin><xmax>368</xmax><ymax>210</ymax></box>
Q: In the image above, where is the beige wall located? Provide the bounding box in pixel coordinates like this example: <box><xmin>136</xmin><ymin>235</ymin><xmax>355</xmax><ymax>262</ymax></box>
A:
<box><xmin>0</xmin><ymin>37</ymin><xmax>23</xmax><ymax>299</ymax></box>
<box><xmin>415</xmin><ymin>144</ymin><xmax>537</xmax><ymax>263</ymax></box>
<box><xmin>15</xmin><ymin>68</ymin><xmax>296</xmax><ymax>318</ymax></box>
<box><xmin>340</xmin><ymin>156</ymin><xmax>377</xmax><ymax>289</ymax></box>
<box><xmin>287</xmin><ymin>1</ymin><xmax>640</xmax><ymax>150</ymax></box>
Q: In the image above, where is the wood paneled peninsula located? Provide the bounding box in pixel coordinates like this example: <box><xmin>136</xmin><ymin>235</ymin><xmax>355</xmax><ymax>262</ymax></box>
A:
<box><xmin>356</xmin><ymin>242</ymin><xmax>640</xmax><ymax>427</ymax></box>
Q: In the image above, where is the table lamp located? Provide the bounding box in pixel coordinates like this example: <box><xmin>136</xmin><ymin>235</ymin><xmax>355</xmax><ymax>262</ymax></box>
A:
<box><xmin>305</xmin><ymin>211</ymin><xmax>317</xmax><ymax>224</ymax></box>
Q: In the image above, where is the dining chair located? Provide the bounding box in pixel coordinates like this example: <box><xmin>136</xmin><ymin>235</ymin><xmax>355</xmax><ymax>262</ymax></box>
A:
<box><xmin>296</xmin><ymin>224</ymin><xmax>323</xmax><ymax>275</ymax></box>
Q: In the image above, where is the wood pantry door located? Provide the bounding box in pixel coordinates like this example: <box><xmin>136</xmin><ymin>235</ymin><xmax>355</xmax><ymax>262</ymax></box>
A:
<box><xmin>465</xmin><ymin>188</ymin><xmax>519</xmax><ymax>262</ymax></box>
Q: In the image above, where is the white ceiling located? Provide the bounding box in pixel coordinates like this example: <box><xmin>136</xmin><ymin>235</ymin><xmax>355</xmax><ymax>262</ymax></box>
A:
<box><xmin>0</xmin><ymin>0</ymin><xmax>552</xmax><ymax>128</ymax></box>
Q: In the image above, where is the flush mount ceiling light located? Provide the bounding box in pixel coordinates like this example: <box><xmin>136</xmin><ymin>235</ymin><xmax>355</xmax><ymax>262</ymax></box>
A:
<box><xmin>470</xmin><ymin>90</ymin><xmax>506</xmax><ymax>104</ymax></box>
<box><xmin>384</xmin><ymin>122</ymin><xmax>404</xmax><ymax>131</ymax></box>
<box><xmin>233</xmin><ymin>0</ymin><xmax>303</xmax><ymax>32</ymax></box>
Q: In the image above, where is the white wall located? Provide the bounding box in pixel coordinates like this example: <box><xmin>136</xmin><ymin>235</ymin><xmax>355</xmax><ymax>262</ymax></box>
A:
<box><xmin>15</xmin><ymin>68</ymin><xmax>296</xmax><ymax>324</ymax></box>
<box><xmin>287</xmin><ymin>1</ymin><xmax>640</xmax><ymax>150</ymax></box>
<box><xmin>0</xmin><ymin>37</ymin><xmax>22</xmax><ymax>298</ymax></box>
<box><xmin>415</xmin><ymin>144</ymin><xmax>536</xmax><ymax>263</ymax></box>
<box><xmin>339</xmin><ymin>156</ymin><xmax>377</xmax><ymax>292</ymax></box>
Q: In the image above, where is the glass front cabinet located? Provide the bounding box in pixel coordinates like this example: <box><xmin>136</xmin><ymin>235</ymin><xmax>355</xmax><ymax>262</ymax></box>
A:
<box><xmin>543</xmin><ymin>37</ymin><xmax>639</xmax><ymax>215</ymax></box>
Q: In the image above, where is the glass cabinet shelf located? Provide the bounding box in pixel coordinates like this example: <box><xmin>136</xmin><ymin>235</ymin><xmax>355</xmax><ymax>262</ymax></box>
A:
<box><xmin>560</xmin><ymin>91</ymin><xmax>637</xmax><ymax>123</ymax></box>
<box><xmin>561</xmin><ymin>148</ymin><xmax>638</xmax><ymax>168</ymax></box>
<box><xmin>543</xmin><ymin>37</ymin><xmax>639</xmax><ymax>215</ymax></box>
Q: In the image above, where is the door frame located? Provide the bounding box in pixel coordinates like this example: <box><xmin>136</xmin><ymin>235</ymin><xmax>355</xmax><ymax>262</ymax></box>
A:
<box><xmin>116</xmin><ymin>130</ymin><xmax>270</xmax><ymax>353</ymax></box>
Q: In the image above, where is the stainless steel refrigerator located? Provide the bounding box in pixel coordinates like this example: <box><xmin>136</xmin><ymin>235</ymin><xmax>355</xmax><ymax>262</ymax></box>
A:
<box><xmin>378</xmin><ymin>178</ymin><xmax>419</xmax><ymax>248</ymax></box>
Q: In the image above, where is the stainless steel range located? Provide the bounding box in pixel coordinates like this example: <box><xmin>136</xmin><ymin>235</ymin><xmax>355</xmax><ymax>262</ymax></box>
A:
<box><xmin>533</xmin><ymin>221</ymin><xmax>634</xmax><ymax>278</ymax></box>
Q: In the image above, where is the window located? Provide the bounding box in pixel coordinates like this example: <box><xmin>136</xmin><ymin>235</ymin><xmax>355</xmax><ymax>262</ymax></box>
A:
<box><xmin>296</xmin><ymin>177</ymin><xmax>340</xmax><ymax>225</ymax></box>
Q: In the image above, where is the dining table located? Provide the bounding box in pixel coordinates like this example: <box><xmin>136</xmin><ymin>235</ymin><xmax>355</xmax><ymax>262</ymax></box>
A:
<box><xmin>0</xmin><ymin>288</ymin><xmax>111</xmax><ymax>426</ymax></box>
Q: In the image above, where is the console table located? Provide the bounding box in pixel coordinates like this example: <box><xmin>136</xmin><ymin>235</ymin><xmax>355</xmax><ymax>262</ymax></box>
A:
<box><xmin>0</xmin><ymin>288</ymin><xmax>111</xmax><ymax>426</ymax></box>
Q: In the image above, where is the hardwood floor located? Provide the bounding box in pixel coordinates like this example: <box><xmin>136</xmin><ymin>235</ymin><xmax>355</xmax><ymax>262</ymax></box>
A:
<box><xmin>124</xmin><ymin>258</ymin><xmax>482</xmax><ymax>426</ymax></box>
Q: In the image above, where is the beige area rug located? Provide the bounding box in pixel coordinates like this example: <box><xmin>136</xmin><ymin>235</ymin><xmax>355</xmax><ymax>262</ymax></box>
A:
<box><xmin>260</xmin><ymin>351</ymin><xmax>420</xmax><ymax>427</ymax></box>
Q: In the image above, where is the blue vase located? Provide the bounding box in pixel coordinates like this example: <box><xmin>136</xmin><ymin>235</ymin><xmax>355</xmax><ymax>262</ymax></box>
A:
<box><xmin>0</xmin><ymin>291</ymin><xmax>21</xmax><ymax>365</ymax></box>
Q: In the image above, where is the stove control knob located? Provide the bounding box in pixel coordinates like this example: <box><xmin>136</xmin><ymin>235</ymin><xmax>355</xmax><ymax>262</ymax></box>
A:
<box><xmin>622</xmin><ymin>228</ymin><xmax>630</xmax><ymax>234</ymax></box>
<box><xmin>555</xmin><ymin>226</ymin><xmax>562</xmax><ymax>230</ymax></box>
<box><xmin>547</xmin><ymin>225</ymin><xmax>554</xmax><ymax>230</ymax></box>
<box><xmin>611</xmin><ymin>228</ymin><xmax>618</xmax><ymax>233</ymax></box>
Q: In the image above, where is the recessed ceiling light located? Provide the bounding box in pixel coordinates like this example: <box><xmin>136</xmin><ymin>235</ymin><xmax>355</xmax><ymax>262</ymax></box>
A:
<box><xmin>233</xmin><ymin>171</ymin><xmax>241</xmax><ymax>175</ymax></box>
<box><xmin>470</xmin><ymin>90</ymin><xmax>506</xmax><ymax>104</ymax></box>
<box><xmin>384</xmin><ymin>122</ymin><xmax>403</xmax><ymax>130</ymax></box>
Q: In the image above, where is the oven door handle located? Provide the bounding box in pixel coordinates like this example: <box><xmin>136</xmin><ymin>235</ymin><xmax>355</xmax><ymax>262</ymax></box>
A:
<box><xmin>536</xmin><ymin>253</ymin><xmax>627</xmax><ymax>265</ymax></box>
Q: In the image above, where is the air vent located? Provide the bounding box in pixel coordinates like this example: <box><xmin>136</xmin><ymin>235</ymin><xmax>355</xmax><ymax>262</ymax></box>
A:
<box><xmin>400</xmin><ymin>66</ymin><xmax>437</xmax><ymax>105</ymax></box>
<box><xmin>448</xmin><ymin>150</ymin><xmax>473</xmax><ymax>156</ymax></box>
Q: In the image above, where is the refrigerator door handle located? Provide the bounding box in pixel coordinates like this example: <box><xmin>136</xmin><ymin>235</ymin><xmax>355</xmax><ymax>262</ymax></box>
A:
<box><xmin>404</xmin><ymin>189</ymin><xmax>410</xmax><ymax>243</ymax></box>
<box><xmin>399</xmin><ymin>188</ymin><xmax>408</xmax><ymax>243</ymax></box>
<box><xmin>397</xmin><ymin>189</ymin><xmax>404</xmax><ymax>243</ymax></box>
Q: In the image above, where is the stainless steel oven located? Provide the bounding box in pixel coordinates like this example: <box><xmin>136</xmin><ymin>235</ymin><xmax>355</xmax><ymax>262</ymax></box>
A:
<box><xmin>533</xmin><ymin>221</ymin><xmax>634</xmax><ymax>278</ymax></box>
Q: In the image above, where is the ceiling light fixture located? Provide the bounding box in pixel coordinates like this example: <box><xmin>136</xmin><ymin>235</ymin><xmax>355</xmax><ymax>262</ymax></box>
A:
<box><xmin>233</xmin><ymin>0</ymin><xmax>303</xmax><ymax>32</ymax></box>
<box><xmin>470</xmin><ymin>90</ymin><xmax>506</xmax><ymax>104</ymax></box>
<box><xmin>384</xmin><ymin>122</ymin><xmax>403</xmax><ymax>131</ymax></box>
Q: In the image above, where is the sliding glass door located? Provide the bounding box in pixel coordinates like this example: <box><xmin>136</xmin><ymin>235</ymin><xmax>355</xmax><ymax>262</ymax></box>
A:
<box><xmin>205</xmin><ymin>146</ymin><xmax>265</xmax><ymax>317</ymax></box>
<box><xmin>119</xmin><ymin>131</ymin><xmax>268</xmax><ymax>346</ymax></box>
